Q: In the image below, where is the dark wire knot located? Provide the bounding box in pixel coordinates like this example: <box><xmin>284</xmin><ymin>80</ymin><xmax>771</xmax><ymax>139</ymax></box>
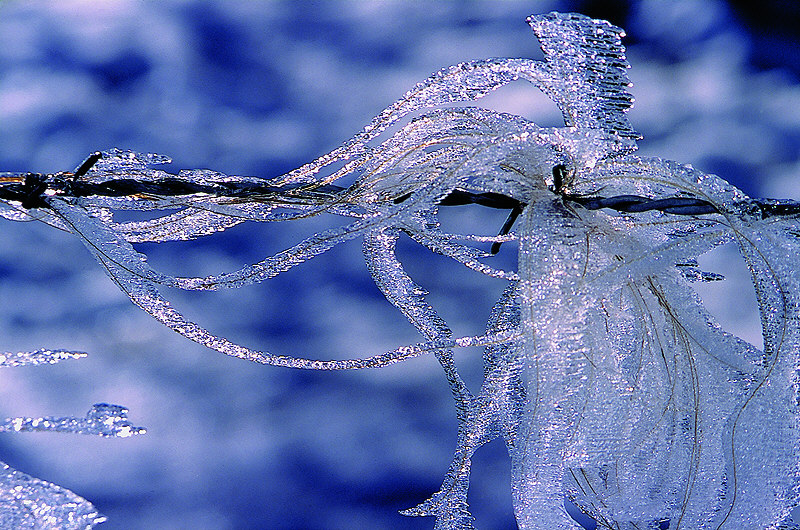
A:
<box><xmin>20</xmin><ymin>173</ymin><xmax>49</xmax><ymax>209</ymax></box>
<box><xmin>5</xmin><ymin>154</ymin><xmax>800</xmax><ymax>257</ymax></box>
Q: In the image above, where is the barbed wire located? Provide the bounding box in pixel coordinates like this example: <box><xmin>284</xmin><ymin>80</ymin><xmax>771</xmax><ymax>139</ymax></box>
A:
<box><xmin>2</xmin><ymin>152</ymin><xmax>799</xmax><ymax>255</ymax></box>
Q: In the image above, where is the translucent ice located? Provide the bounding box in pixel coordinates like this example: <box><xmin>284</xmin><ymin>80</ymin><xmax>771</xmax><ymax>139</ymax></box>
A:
<box><xmin>0</xmin><ymin>348</ymin><xmax>87</xmax><ymax>367</ymax></box>
<box><xmin>0</xmin><ymin>462</ymin><xmax>106</xmax><ymax>529</ymax></box>
<box><xmin>0</xmin><ymin>354</ymin><xmax>144</xmax><ymax>527</ymax></box>
<box><xmin>2</xmin><ymin>10</ymin><xmax>799</xmax><ymax>530</ymax></box>
<box><xmin>0</xmin><ymin>403</ymin><xmax>146</xmax><ymax>438</ymax></box>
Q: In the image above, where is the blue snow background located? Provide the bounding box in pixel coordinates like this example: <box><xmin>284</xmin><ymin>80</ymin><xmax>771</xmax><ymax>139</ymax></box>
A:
<box><xmin>0</xmin><ymin>1</ymin><xmax>798</xmax><ymax>528</ymax></box>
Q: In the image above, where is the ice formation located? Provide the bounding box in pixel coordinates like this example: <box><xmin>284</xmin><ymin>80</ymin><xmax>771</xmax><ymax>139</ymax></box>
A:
<box><xmin>0</xmin><ymin>349</ymin><xmax>145</xmax><ymax>528</ymax></box>
<box><xmin>2</xmin><ymin>11</ymin><xmax>799</xmax><ymax>530</ymax></box>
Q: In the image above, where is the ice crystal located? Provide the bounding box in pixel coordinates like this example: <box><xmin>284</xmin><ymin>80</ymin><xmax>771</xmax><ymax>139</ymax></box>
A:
<box><xmin>2</xmin><ymin>10</ymin><xmax>800</xmax><ymax>530</ymax></box>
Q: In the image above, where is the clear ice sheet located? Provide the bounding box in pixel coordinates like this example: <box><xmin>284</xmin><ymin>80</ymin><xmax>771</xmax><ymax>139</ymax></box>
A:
<box><xmin>2</xmin><ymin>10</ymin><xmax>799</xmax><ymax>530</ymax></box>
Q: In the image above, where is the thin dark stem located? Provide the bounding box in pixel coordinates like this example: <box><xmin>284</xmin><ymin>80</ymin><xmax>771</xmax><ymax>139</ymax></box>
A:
<box><xmin>3</xmin><ymin>156</ymin><xmax>799</xmax><ymax>229</ymax></box>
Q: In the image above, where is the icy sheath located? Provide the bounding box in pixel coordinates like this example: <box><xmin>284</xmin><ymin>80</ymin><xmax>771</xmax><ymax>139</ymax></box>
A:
<box><xmin>2</xmin><ymin>11</ymin><xmax>800</xmax><ymax>530</ymax></box>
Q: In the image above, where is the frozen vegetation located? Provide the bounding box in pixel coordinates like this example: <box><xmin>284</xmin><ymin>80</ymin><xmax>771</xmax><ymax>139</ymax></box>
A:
<box><xmin>2</xmin><ymin>8</ymin><xmax>800</xmax><ymax>530</ymax></box>
<box><xmin>0</xmin><ymin>349</ymin><xmax>144</xmax><ymax>527</ymax></box>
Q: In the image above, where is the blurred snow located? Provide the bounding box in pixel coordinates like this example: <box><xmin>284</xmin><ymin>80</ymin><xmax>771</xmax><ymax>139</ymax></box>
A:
<box><xmin>0</xmin><ymin>1</ymin><xmax>797</xmax><ymax>528</ymax></box>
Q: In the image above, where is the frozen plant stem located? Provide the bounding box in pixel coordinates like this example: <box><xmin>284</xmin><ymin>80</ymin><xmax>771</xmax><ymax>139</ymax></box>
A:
<box><xmin>2</xmin><ymin>11</ymin><xmax>800</xmax><ymax>530</ymax></box>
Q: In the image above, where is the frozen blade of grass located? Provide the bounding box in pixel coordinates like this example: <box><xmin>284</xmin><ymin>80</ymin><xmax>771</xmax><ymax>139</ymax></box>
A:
<box><xmin>0</xmin><ymin>349</ymin><xmax>87</xmax><ymax>367</ymax></box>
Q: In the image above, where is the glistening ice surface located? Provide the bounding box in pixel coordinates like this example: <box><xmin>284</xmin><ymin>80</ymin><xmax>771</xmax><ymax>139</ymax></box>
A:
<box><xmin>1</xmin><ymin>1</ymin><xmax>799</xmax><ymax>529</ymax></box>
